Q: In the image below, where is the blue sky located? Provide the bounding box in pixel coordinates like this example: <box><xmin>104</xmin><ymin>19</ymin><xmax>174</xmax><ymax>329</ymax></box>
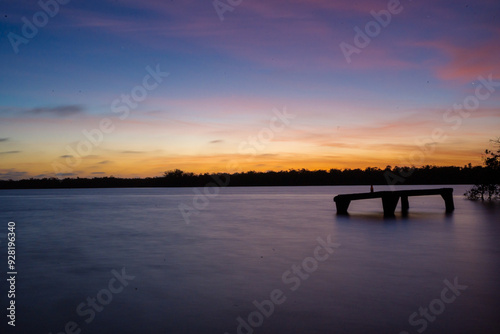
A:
<box><xmin>1</xmin><ymin>0</ymin><xmax>499</xmax><ymax>179</ymax></box>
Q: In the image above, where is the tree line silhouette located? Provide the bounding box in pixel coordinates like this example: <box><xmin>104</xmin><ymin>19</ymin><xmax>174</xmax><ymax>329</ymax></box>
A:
<box><xmin>0</xmin><ymin>165</ymin><xmax>497</xmax><ymax>189</ymax></box>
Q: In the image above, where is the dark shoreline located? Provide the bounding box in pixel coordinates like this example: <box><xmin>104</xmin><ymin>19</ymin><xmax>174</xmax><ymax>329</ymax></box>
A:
<box><xmin>1</xmin><ymin>166</ymin><xmax>496</xmax><ymax>189</ymax></box>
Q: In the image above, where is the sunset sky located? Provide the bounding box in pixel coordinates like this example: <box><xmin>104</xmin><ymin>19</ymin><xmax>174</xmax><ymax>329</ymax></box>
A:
<box><xmin>1</xmin><ymin>0</ymin><xmax>499</xmax><ymax>179</ymax></box>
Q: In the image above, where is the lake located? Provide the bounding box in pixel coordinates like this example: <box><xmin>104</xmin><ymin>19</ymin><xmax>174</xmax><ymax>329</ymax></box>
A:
<box><xmin>0</xmin><ymin>185</ymin><xmax>499</xmax><ymax>334</ymax></box>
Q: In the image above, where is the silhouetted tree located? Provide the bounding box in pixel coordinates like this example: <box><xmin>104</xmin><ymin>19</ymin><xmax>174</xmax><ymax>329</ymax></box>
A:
<box><xmin>465</xmin><ymin>138</ymin><xmax>500</xmax><ymax>200</ymax></box>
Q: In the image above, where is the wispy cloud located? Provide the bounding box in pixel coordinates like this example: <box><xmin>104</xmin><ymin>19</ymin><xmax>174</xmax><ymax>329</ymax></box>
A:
<box><xmin>57</xmin><ymin>173</ymin><xmax>78</xmax><ymax>177</ymax></box>
<box><xmin>0</xmin><ymin>138</ymin><xmax>8</xmax><ymax>142</ymax></box>
<box><xmin>437</xmin><ymin>43</ymin><xmax>500</xmax><ymax>82</ymax></box>
<box><xmin>0</xmin><ymin>151</ymin><xmax>20</xmax><ymax>155</ymax></box>
<box><xmin>0</xmin><ymin>169</ymin><xmax>27</xmax><ymax>180</ymax></box>
<box><xmin>121</xmin><ymin>150</ymin><xmax>145</xmax><ymax>154</ymax></box>
<box><xmin>27</xmin><ymin>105</ymin><xmax>85</xmax><ymax>117</ymax></box>
<box><xmin>410</xmin><ymin>39</ymin><xmax>500</xmax><ymax>83</ymax></box>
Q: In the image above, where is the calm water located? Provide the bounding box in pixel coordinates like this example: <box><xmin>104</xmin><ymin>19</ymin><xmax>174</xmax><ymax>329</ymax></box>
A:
<box><xmin>0</xmin><ymin>185</ymin><xmax>499</xmax><ymax>334</ymax></box>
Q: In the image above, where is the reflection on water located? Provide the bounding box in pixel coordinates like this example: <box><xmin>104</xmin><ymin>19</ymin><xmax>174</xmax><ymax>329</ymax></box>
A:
<box><xmin>0</xmin><ymin>185</ymin><xmax>499</xmax><ymax>333</ymax></box>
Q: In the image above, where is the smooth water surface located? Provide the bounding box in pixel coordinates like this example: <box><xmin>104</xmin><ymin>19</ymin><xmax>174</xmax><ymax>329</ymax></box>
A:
<box><xmin>0</xmin><ymin>185</ymin><xmax>499</xmax><ymax>334</ymax></box>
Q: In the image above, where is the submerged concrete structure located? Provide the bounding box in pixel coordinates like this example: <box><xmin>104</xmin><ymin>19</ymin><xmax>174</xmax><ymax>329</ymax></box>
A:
<box><xmin>333</xmin><ymin>188</ymin><xmax>454</xmax><ymax>217</ymax></box>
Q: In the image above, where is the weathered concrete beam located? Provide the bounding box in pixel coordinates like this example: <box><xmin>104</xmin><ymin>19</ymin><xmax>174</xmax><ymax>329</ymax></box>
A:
<box><xmin>333</xmin><ymin>188</ymin><xmax>454</xmax><ymax>216</ymax></box>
